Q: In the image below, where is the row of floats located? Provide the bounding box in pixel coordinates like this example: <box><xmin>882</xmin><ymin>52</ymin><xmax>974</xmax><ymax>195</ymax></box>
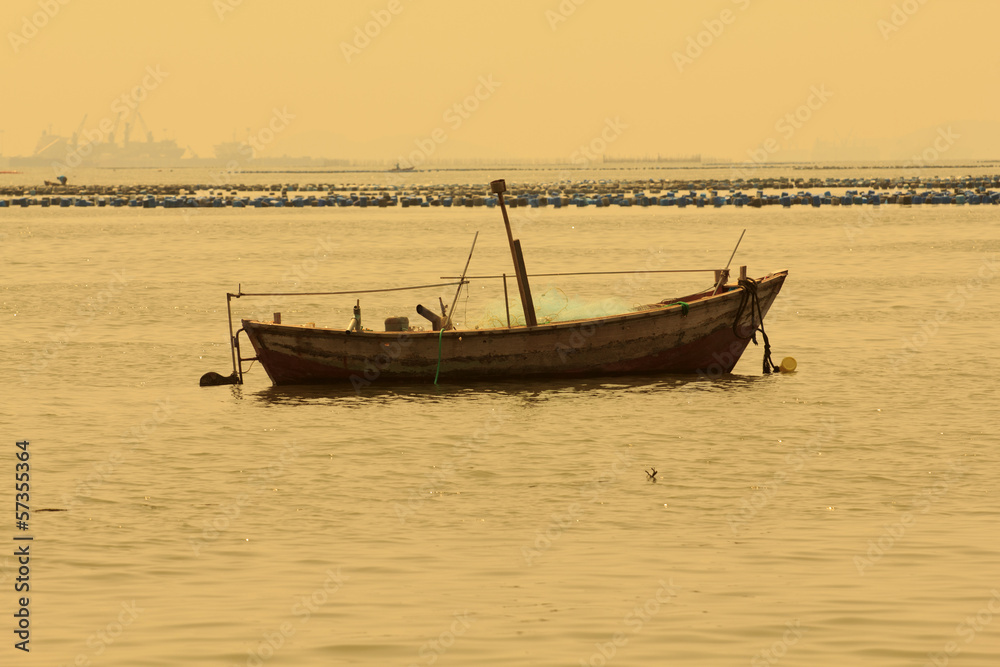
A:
<box><xmin>3</xmin><ymin>189</ymin><xmax>1000</xmax><ymax>209</ymax></box>
<box><xmin>7</xmin><ymin>174</ymin><xmax>1000</xmax><ymax>199</ymax></box>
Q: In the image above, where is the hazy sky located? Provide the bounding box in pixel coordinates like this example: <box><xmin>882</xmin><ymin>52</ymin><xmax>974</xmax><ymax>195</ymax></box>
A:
<box><xmin>2</xmin><ymin>0</ymin><xmax>998</xmax><ymax>162</ymax></box>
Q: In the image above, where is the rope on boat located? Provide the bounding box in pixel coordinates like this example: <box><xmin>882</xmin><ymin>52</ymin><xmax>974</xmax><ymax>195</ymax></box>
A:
<box><xmin>441</xmin><ymin>269</ymin><xmax>717</xmax><ymax>280</ymax></box>
<box><xmin>733</xmin><ymin>278</ymin><xmax>780</xmax><ymax>374</ymax></box>
<box><xmin>433</xmin><ymin>327</ymin><xmax>445</xmax><ymax>385</ymax></box>
<box><xmin>232</xmin><ymin>281</ymin><xmax>467</xmax><ymax>298</ymax></box>
<box><xmin>662</xmin><ymin>300</ymin><xmax>690</xmax><ymax>315</ymax></box>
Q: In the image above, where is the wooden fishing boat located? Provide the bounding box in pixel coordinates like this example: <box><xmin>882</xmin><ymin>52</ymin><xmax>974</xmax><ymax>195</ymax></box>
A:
<box><xmin>201</xmin><ymin>179</ymin><xmax>788</xmax><ymax>387</ymax></box>
<box><xmin>239</xmin><ymin>274</ymin><xmax>785</xmax><ymax>387</ymax></box>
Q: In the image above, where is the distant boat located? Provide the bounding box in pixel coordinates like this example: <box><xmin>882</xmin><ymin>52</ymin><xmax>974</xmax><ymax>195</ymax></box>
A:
<box><xmin>213</xmin><ymin>140</ymin><xmax>250</xmax><ymax>162</ymax></box>
<box><xmin>203</xmin><ymin>178</ymin><xmax>787</xmax><ymax>387</ymax></box>
<box><xmin>388</xmin><ymin>163</ymin><xmax>414</xmax><ymax>172</ymax></box>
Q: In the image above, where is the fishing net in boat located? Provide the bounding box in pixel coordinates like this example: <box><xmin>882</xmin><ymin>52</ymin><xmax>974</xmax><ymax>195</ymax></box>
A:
<box><xmin>473</xmin><ymin>287</ymin><xmax>633</xmax><ymax>328</ymax></box>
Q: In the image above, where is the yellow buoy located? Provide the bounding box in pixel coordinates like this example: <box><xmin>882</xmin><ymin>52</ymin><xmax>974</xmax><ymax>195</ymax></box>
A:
<box><xmin>779</xmin><ymin>356</ymin><xmax>797</xmax><ymax>373</ymax></box>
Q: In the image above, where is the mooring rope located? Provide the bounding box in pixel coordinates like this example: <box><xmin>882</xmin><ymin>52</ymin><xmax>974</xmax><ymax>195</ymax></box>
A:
<box><xmin>733</xmin><ymin>278</ymin><xmax>779</xmax><ymax>374</ymax></box>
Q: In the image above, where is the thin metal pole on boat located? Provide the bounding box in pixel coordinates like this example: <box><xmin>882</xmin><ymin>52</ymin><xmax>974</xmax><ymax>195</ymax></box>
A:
<box><xmin>713</xmin><ymin>228</ymin><xmax>746</xmax><ymax>294</ymax></box>
<box><xmin>503</xmin><ymin>273</ymin><xmax>511</xmax><ymax>328</ymax></box>
<box><xmin>226</xmin><ymin>292</ymin><xmax>241</xmax><ymax>383</ymax></box>
<box><xmin>443</xmin><ymin>231</ymin><xmax>479</xmax><ymax>330</ymax></box>
<box><xmin>491</xmin><ymin>178</ymin><xmax>537</xmax><ymax>326</ymax></box>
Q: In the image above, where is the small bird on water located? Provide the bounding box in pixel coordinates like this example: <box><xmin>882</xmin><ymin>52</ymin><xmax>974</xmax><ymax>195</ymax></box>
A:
<box><xmin>646</xmin><ymin>468</ymin><xmax>658</xmax><ymax>481</ymax></box>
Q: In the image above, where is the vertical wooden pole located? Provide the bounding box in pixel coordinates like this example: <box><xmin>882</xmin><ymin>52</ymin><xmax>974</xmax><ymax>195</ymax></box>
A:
<box><xmin>491</xmin><ymin>179</ymin><xmax>537</xmax><ymax>327</ymax></box>
<box><xmin>512</xmin><ymin>240</ymin><xmax>536</xmax><ymax>325</ymax></box>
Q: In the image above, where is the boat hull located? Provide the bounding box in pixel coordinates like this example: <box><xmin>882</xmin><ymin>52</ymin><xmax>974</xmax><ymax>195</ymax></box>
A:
<box><xmin>241</xmin><ymin>272</ymin><xmax>787</xmax><ymax>387</ymax></box>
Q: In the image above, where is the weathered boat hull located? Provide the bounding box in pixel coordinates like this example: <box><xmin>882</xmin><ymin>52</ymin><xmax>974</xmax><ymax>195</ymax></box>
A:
<box><xmin>241</xmin><ymin>272</ymin><xmax>786</xmax><ymax>387</ymax></box>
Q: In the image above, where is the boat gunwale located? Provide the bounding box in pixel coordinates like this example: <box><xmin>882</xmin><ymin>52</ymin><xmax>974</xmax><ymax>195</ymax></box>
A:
<box><xmin>241</xmin><ymin>271</ymin><xmax>787</xmax><ymax>338</ymax></box>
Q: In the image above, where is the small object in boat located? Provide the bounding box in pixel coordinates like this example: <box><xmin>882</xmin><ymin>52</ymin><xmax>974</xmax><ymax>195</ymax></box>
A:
<box><xmin>346</xmin><ymin>300</ymin><xmax>362</xmax><ymax>333</ymax></box>
<box><xmin>384</xmin><ymin>316</ymin><xmax>409</xmax><ymax>332</ymax></box>
<box><xmin>779</xmin><ymin>357</ymin><xmax>797</xmax><ymax>373</ymax></box>
<box><xmin>416</xmin><ymin>304</ymin><xmax>443</xmax><ymax>331</ymax></box>
<box><xmin>646</xmin><ymin>468</ymin><xmax>658</xmax><ymax>481</ymax></box>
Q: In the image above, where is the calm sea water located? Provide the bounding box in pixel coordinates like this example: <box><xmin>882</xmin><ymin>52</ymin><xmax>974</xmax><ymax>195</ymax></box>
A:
<box><xmin>3</xmin><ymin>167</ymin><xmax>999</xmax><ymax>667</ymax></box>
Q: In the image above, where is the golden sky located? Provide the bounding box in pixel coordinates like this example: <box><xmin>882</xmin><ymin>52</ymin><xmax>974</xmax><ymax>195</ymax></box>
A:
<box><xmin>2</xmin><ymin>0</ymin><xmax>998</xmax><ymax>161</ymax></box>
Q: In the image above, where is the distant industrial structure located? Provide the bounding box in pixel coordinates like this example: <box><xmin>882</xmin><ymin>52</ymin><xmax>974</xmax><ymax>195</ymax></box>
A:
<box><xmin>8</xmin><ymin>118</ymin><xmax>324</xmax><ymax>170</ymax></box>
<box><xmin>12</xmin><ymin>113</ymin><xmax>185</xmax><ymax>168</ymax></box>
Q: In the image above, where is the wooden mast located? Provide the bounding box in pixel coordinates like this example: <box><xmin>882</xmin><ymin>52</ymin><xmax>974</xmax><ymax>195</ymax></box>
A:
<box><xmin>491</xmin><ymin>179</ymin><xmax>537</xmax><ymax>327</ymax></box>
